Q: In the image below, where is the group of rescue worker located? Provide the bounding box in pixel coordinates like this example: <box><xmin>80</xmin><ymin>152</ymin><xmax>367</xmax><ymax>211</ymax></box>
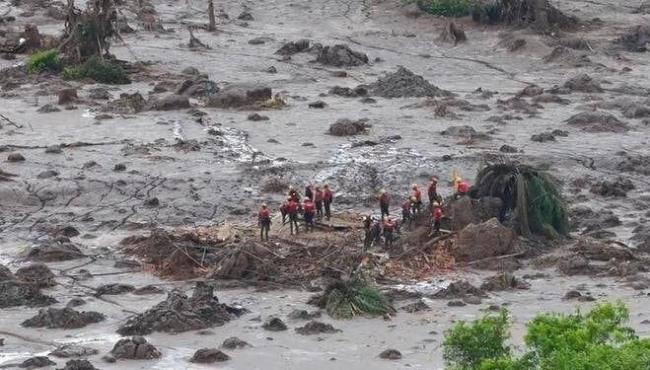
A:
<box><xmin>257</xmin><ymin>184</ymin><xmax>334</xmax><ymax>240</ymax></box>
<box><xmin>257</xmin><ymin>176</ymin><xmax>471</xmax><ymax>246</ymax></box>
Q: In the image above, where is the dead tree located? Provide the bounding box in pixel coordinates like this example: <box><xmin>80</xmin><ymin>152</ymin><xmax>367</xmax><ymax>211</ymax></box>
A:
<box><xmin>473</xmin><ymin>0</ymin><xmax>578</xmax><ymax>34</ymax></box>
<box><xmin>207</xmin><ymin>0</ymin><xmax>216</xmax><ymax>32</ymax></box>
<box><xmin>59</xmin><ymin>0</ymin><xmax>117</xmax><ymax>62</ymax></box>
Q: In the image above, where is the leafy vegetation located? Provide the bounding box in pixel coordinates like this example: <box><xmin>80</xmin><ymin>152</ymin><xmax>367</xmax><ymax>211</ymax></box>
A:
<box><xmin>410</xmin><ymin>0</ymin><xmax>472</xmax><ymax>17</ymax></box>
<box><xmin>62</xmin><ymin>57</ymin><xmax>130</xmax><ymax>84</ymax></box>
<box><xmin>443</xmin><ymin>302</ymin><xmax>650</xmax><ymax>370</ymax></box>
<box><xmin>26</xmin><ymin>49</ymin><xmax>62</xmax><ymax>74</ymax></box>
<box><xmin>473</xmin><ymin>162</ymin><xmax>568</xmax><ymax>238</ymax></box>
<box><xmin>322</xmin><ymin>278</ymin><xmax>394</xmax><ymax>319</ymax></box>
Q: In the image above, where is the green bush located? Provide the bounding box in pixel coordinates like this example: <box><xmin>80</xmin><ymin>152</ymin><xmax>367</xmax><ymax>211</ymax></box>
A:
<box><xmin>26</xmin><ymin>49</ymin><xmax>62</xmax><ymax>74</ymax></box>
<box><xmin>414</xmin><ymin>0</ymin><xmax>472</xmax><ymax>17</ymax></box>
<box><xmin>62</xmin><ymin>57</ymin><xmax>130</xmax><ymax>84</ymax></box>
<box><xmin>442</xmin><ymin>302</ymin><xmax>650</xmax><ymax>370</ymax></box>
<box><xmin>322</xmin><ymin>278</ymin><xmax>394</xmax><ymax>319</ymax></box>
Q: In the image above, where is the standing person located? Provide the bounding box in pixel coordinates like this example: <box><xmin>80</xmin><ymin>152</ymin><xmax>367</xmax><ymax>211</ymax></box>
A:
<box><xmin>432</xmin><ymin>202</ymin><xmax>443</xmax><ymax>235</ymax></box>
<box><xmin>428</xmin><ymin>178</ymin><xmax>439</xmax><ymax>208</ymax></box>
<box><xmin>323</xmin><ymin>184</ymin><xmax>333</xmax><ymax>220</ymax></box>
<box><xmin>401</xmin><ymin>198</ymin><xmax>412</xmax><ymax>228</ymax></box>
<box><xmin>314</xmin><ymin>186</ymin><xmax>324</xmax><ymax>219</ymax></box>
<box><xmin>288</xmin><ymin>185</ymin><xmax>300</xmax><ymax>203</ymax></box>
<box><xmin>383</xmin><ymin>217</ymin><xmax>395</xmax><ymax>247</ymax></box>
<box><xmin>363</xmin><ymin>215</ymin><xmax>373</xmax><ymax>250</ymax></box>
<box><xmin>258</xmin><ymin>204</ymin><xmax>271</xmax><ymax>241</ymax></box>
<box><xmin>287</xmin><ymin>197</ymin><xmax>299</xmax><ymax>235</ymax></box>
<box><xmin>411</xmin><ymin>184</ymin><xmax>422</xmax><ymax>214</ymax></box>
<box><xmin>303</xmin><ymin>197</ymin><xmax>316</xmax><ymax>232</ymax></box>
<box><xmin>455</xmin><ymin>181</ymin><xmax>469</xmax><ymax>199</ymax></box>
<box><xmin>305</xmin><ymin>184</ymin><xmax>314</xmax><ymax>202</ymax></box>
<box><xmin>378</xmin><ymin>189</ymin><xmax>390</xmax><ymax>219</ymax></box>
<box><xmin>371</xmin><ymin>218</ymin><xmax>382</xmax><ymax>247</ymax></box>
<box><xmin>280</xmin><ymin>198</ymin><xmax>289</xmax><ymax>224</ymax></box>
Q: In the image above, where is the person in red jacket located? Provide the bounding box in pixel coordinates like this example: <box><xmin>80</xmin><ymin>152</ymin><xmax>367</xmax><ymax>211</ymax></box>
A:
<box><xmin>378</xmin><ymin>189</ymin><xmax>390</xmax><ymax>219</ymax></box>
<box><xmin>432</xmin><ymin>202</ymin><xmax>443</xmax><ymax>234</ymax></box>
<box><xmin>323</xmin><ymin>184</ymin><xmax>333</xmax><ymax>220</ymax></box>
<box><xmin>303</xmin><ymin>198</ymin><xmax>316</xmax><ymax>232</ymax></box>
<box><xmin>258</xmin><ymin>204</ymin><xmax>272</xmax><ymax>241</ymax></box>
<box><xmin>411</xmin><ymin>184</ymin><xmax>422</xmax><ymax>214</ymax></box>
<box><xmin>314</xmin><ymin>186</ymin><xmax>324</xmax><ymax>219</ymax></box>
<box><xmin>401</xmin><ymin>198</ymin><xmax>412</xmax><ymax>228</ymax></box>
<box><xmin>455</xmin><ymin>181</ymin><xmax>469</xmax><ymax>199</ymax></box>
<box><xmin>428</xmin><ymin>178</ymin><xmax>439</xmax><ymax>208</ymax></box>
<box><xmin>383</xmin><ymin>217</ymin><xmax>396</xmax><ymax>247</ymax></box>
<box><xmin>288</xmin><ymin>185</ymin><xmax>300</xmax><ymax>203</ymax></box>
<box><xmin>286</xmin><ymin>198</ymin><xmax>299</xmax><ymax>235</ymax></box>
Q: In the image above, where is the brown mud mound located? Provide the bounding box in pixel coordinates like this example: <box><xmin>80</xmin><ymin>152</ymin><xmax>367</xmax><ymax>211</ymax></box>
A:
<box><xmin>263</xmin><ymin>317</ymin><xmax>288</xmax><ymax>331</ymax></box>
<box><xmin>102</xmin><ymin>93</ymin><xmax>146</xmax><ymax>114</ymax></box>
<box><xmin>50</xmin><ymin>344</ymin><xmax>99</xmax><ymax>358</ymax></box>
<box><xmin>480</xmin><ymin>272</ymin><xmax>530</xmax><ymax>291</ymax></box>
<box><xmin>564</xmin><ymin>74</ymin><xmax>603</xmax><ymax>93</ymax></box>
<box><xmin>295</xmin><ymin>321</ymin><xmax>341</xmax><ymax>335</ymax></box>
<box><xmin>59</xmin><ymin>359</ymin><xmax>98</xmax><ymax>370</ymax></box>
<box><xmin>615</xmin><ymin>25</ymin><xmax>650</xmax><ymax>52</ymax></box>
<box><xmin>206</xmin><ymin>84</ymin><xmax>272</xmax><ymax>109</ymax></box>
<box><xmin>590</xmin><ymin>177</ymin><xmax>634</xmax><ymax>197</ymax></box>
<box><xmin>0</xmin><ymin>280</ymin><xmax>57</xmax><ymax>308</ymax></box>
<box><xmin>574</xmin><ymin>238</ymin><xmax>637</xmax><ymax>262</ymax></box>
<box><xmin>288</xmin><ymin>309</ymin><xmax>321</xmax><ymax>321</ymax></box>
<box><xmin>453</xmin><ymin>218</ymin><xmax>519</xmax><ymax>262</ymax></box>
<box><xmin>110</xmin><ymin>336</ymin><xmax>161</xmax><ymax>360</ymax></box>
<box><xmin>316</xmin><ymin>44</ymin><xmax>368</xmax><ymax>67</ymax></box>
<box><xmin>431</xmin><ymin>281</ymin><xmax>486</xmax><ymax>299</ymax></box>
<box><xmin>176</xmin><ymin>77</ymin><xmax>219</xmax><ymax>98</ymax></box>
<box><xmin>275</xmin><ymin>39</ymin><xmax>311</xmax><ymax>55</ymax></box>
<box><xmin>117</xmin><ymin>282</ymin><xmax>244</xmax><ymax>335</ymax></box>
<box><xmin>190</xmin><ymin>348</ymin><xmax>230</xmax><ymax>363</ymax></box>
<box><xmin>221</xmin><ymin>337</ymin><xmax>250</xmax><ymax>350</ymax></box>
<box><xmin>26</xmin><ymin>241</ymin><xmax>84</xmax><ymax>262</ymax></box>
<box><xmin>146</xmin><ymin>94</ymin><xmax>190</xmax><ymax>111</ymax></box>
<box><xmin>22</xmin><ymin>307</ymin><xmax>105</xmax><ymax>329</ymax></box>
<box><xmin>566</xmin><ymin>111</ymin><xmax>629</xmax><ymax>133</ymax></box>
<box><xmin>361</xmin><ymin>67</ymin><xmax>453</xmax><ymax>98</ymax></box>
<box><xmin>328</xmin><ymin>118</ymin><xmax>371</xmax><ymax>136</ymax></box>
<box><xmin>19</xmin><ymin>356</ymin><xmax>56</xmax><ymax>368</ymax></box>
<box><xmin>15</xmin><ymin>263</ymin><xmax>56</xmax><ymax>288</ymax></box>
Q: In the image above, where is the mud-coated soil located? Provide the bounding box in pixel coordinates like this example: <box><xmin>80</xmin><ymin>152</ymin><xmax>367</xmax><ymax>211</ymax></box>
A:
<box><xmin>1</xmin><ymin>0</ymin><xmax>649</xmax><ymax>368</ymax></box>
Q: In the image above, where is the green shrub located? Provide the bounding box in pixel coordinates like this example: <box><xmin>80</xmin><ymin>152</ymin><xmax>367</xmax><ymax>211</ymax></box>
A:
<box><xmin>414</xmin><ymin>0</ymin><xmax>472</xmax><ymax>17</ymax></box>
<box><xmin>26</xmin><ymin>49</ymin><xmax>62</xmax><ymax>74</ymax></box>
<box><xmin>322</xmin><ymin>278</ymin><xmax>394</xmax><ymax>319</ymax></box>
<box><xmin>442</xmin><ymin>302</ymin><xmax>650</xmax><ymax>370</ymax></box>
<box><xmin>62</xmin><ymin>57</ymin><xmax>130</xmax><ymax>84</ymax></box>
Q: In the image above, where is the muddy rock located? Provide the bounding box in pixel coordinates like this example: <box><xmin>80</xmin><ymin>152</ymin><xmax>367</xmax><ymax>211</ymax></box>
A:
<box><xmin>615</xmin><ymin>25</ymin><xmax>650</xmax><ymax>52</ymax></box>
<box><xmin>38</xmin><ymin>104</ymin><xmax>61</xmax><ymax>113</ymax></box>
<box><xmin>573</xmin><ymin>238</ymin><xmax>636</xmax><ymax>261</ymax></box>
<box><xmin>113</xmin><ymin>163</ymin><xmax>126</xmax><ymax>171</ymax></box>
<box><xmin>58</xmin><ymin>88</ymin><xmax>78</xmax><ymax>105</ymax></box>
<box><xmin>564</xmin><ymin>74</ymin><xmax>603</xmax><ymax>93</ymax></box>
<box><xmin>329</xmin><ymin>85</ymin><xmax>367</xmax><ymax>97</ymax></box>
<box><xmin>146</xmin><ymin>94</ymin><xmax>190</xmax><ymax>111</ymax></box>
<box><xmin>247</xmin><ymin>113</ymin><xmax>269</xmax><ymax>121</ymax></box>
<box><xmin>563</xmin><ymin>290</ymin><xmax>596</xmax><ymax>302</ymax></box>
<box><xmin>15</xmin><ymin>263</ymin><xmax>56</xmax><ymax>288</ymax></box>
<box><xmin>36</xmin><ymin>169</ymin><xmax>58</xmax><ymax>179</ymax></box>
<box><xmin>190</xmin><ymin>348</ymin><xmax>230</xmax><ymax>363</ymax></box>
<box><xmin>566</xmin><ymin>111</ymin><xmax>629</xmax><ymax>133</ymax></box>
<box><xmin>295</xmin><ymin>321</ymin><xmax>341</xmax><ymax>335</ymax></box>
<box><xmin>288</xmin><ymin>309</ymin><xmax>321</xmax><ymax>320</ymax></box>
<box><xmin>176</xmin><ymin>78</ymin><xmax>219</xmax><ymax>98</ymax></box>
<box><xmin>518</xmin><ymin>84</ymin><xmax>543</xmax><ymax>97</ymax></box>
<box><xmin>328</xmin><ymin>118</ymin><xmax>371</xmax><ymax>136</ymax></box>
<box><xmin>19</xmin><ymin>356</ymin><xmax>56</xmax><ymax>368</ymax></box>
<box><xmin>59</xmin><ymin>359</ymin><xmax>98</xmax><ymax>370</ymax></box>
<box><xmin>237</xmin><ymin>11</ymin><xmax>253</xmax><ymax>20</ymax></box>
<box><xmin>308</xmin><ymin>100</ymin><xmax>327</xmax><ymax>109</ymax></box>
<box><xmin>432</xmin><ymin>281</ymin><xmax>486</xmax><ymax>299</ymax></box>
<box><xmin>221</xmin><ymin>337</ymin><xmax>250</xmax><ymax>349</ymax></box>
<box><xmin>361</xmin><ymin>67</ymin><xmax>452</xmax><ymax>98</ymax></box>
<box><xmin>7</xmin><ymin>152</ymin><xmax>25</xmax><ymax>162</ymax></box>
<box><xmin>22</xmin><ymin>307</ymin><xmax>105</xmax><ymax>329</ymax></box>
<box><xmin>94</xmin><ymin>283</ymin><xmax>136</xmax><ymax>297</ymax></box>
<box><xmin>103</xmin><ymin>93</ymin><xmax>146</xmax><ymax>114</ymax></box>
<box><xmin>316</xmin><ymin>44</ymin><xmax>368</xmax><ymax>67</ymax></box>
<box><xmin>499</xmin><ymin>144</ymin><xmax>518</xmax><ymax>153</ymax></box>
<box><xmin>0</xmin><ymin>280</ymin><xmax>57</xmax><ymax>308</ymax></box>
<box><xmin>88</xmin><ymin>88</ymin><xmax>111</xmax><ymax>100</ymax></box>
<box><xmin>66</xmin><ymin>298</ymin><xmax>86</xmax><ymax>308</ymax></box>
<box><xmin>117</xmin><ymin>282</ymin><xmax>244</xmax><ymax>335</ymax></box>
<box><xmin>133</xmin><ymin>285</ymin><xmax>165</xmax><ymax>295</ymax></box>
<box><xmin>26</xmin><ymin>242</ymin><xmax>84</xmax><ymax>262</ymax></box>
<box><xmin>590</xmin><ymin>177</ymin><xmax>634</xmax><ymax>197</ymax></box>
<box><xmin>441</xmin><ymin>125</ymin><xmax>489</xmax><ymax>140</ymax></box>
<box><xmin>275</xmin><ymin>39</ymin><xmax>310</xmax><ymax>55</ymax></box>
<box><xmin>262</xmin><ymin>317</ymin><xmax>287</xmax><ymax>331</ymax></box>
<box><xmin>0</xmin><ymin>264</ymin><xmax>14</xmax><ymax>281</ymax></box>
<box><xmin>453</xmin><ymin>218</ymin><xmax>518</xmax><ymax>262</ymax></box>
<box><xmin>379</xmin><ymin>349</ymin><xmax>402</xmax><ymax>360</ymax></box>
<box><xmin>558</xmin><ymin>255</ymin><xmax>592</xmax><ymax>275</ymax></box>
<box><xmin>400</xmin><ymin>299</ymin><xmax>430</xmax><ymax>313</ymax></box>
<box><xmin>50</xmin><ymin>344</ymin><xmax>99</xmax><ymax>358</ymax></box>
<box><xmin>531</xmin><ymin>132</ymin><xmax>556</xmax><ymax>142</ymax></box>
<box><xmin>110</xmin><ymin>336</ymin><xmax>162</xmax><ymax>360</ymax></box>
<box><xmin>207</xmin><ymin>84</ymin><xmax>272</xmax><ymax>109</ymax></box>
<box><xmin>480</xmin><ymin>273</ymin><xmax>531</xmax><ymax>291</ymax></box>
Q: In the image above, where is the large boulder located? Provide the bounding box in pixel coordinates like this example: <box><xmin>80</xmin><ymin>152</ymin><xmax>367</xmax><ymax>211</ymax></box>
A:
<box><xmin>453</xmin><ymin>218</ymin><xmax>518</xmax><ymax>262</ymax></box>
<box><xmin>117</xmin><ymin>282</ymin><xmax>245</xmax><ymax>335</ymax></box>
<box><xmin>146</xmin><ymin>94</ymin><xmax>190</xmax><ymax>111</ymax></box>
<box><xmin>21</xmin><ymin>308</ymin><xmax>105</xmax><ymax>329</ymax></box>
<box><xmin>15</xmin><ymin>263</ymin><xmax>56</xmax><ymax>288</ymax></box>
<box><xmin>110</xmin><ymin>336</ymin><xmax>161</xmax><ymax>360</ymax></box>
<box><xmin>26</xmin><ymin>242</ymin><xmax>84</xmax><ymax>262</ymax></box>
<box><xmin>0</xmin><ymin>280</ymin><xmax>57</xmax><ymax>308</ymax></box>
<box><xmin>328</xmin><ymin>118</ymin><xmax>371</xmax><ymax>136</ymax></box>
<box><xmin>206</xmin><ymin>84</ymin><xmax>271</xmax><ymax>109</ymax></box>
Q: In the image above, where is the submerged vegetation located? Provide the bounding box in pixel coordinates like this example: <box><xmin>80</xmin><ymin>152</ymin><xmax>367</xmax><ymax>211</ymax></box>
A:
<box><xmin>321</xmin><ymin>278</ymin><xmax>395</xmax><ymax>319</ymax></box>
<box><xmin>443</xmin><ymin>302</ymin><xmax>650</xmax><ymax>370</ymax></box>
<box><xmin>63</xmin><ymin>56</ymin><xmax>130</xmax><ymax>84</ymax></box>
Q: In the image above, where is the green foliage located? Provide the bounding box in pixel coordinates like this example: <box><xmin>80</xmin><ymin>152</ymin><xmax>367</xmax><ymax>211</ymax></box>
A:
<box><xmin>26</xmin><ymin>49</ymin><xmax>61</xmax><ymax>74</ymax></box>
<box><xmin>442</xmin><ymin>302</ymin><xmax>650</xmax><ymax>370</ymax></box>
<box><xmin>324</xmin><ymin>278</ymin><xmax>394</xmax><ymax>319</ymax></box>
<box><xmin>62</xmin><ymin>57</ymin><xmax>130</xmax><ymax>84</ymax></box>
<box><xmin>443</xmin><ymin>310</ymin><xmax>511</xmax><ymax>369</ymax></box>
<box><xmin>412</xmin><ymin>0</ymin><xmax>472</xmax><ymax>17</ymax></box>
<box><xmin>471</xmin><ymin>1</ymin><xmax>503</xmax><ymax>24</ymax></box>
<box><xmin>474</xmin><ymin>163</ymin><xmax>568</xmax><ymax>238</ymax></box>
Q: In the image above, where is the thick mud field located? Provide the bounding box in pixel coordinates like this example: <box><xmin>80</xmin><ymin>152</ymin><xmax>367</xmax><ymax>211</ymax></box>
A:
<box><xmin>1</xmin><ymin>0</ymin><xmax>649</xmax><ymax>368</ymax></box>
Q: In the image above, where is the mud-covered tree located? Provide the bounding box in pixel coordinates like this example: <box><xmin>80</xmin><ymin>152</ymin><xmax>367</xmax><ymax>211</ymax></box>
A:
<box><xmin>59</xmin><ymin>0</ymin><xmax>117</xmax><ymax>62</ymax></box>
<box><xmin>472</xmin><ymin>0</ymin><xmax>578</xmax><ymax>34</ymax></box>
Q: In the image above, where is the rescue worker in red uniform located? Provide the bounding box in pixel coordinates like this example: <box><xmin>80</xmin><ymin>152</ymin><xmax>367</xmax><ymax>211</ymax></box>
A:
<box><xmin>314</xmin><ymin>186</ymin><xmax>324</xmax><ymax>219</ymax></box>
<box><xmin>286</xmin><ymin>198</ymin><xmax>299</xmax><ymax>235</ymax></box>
<box><xmin>411</xmin><ymin>184</ymin><xmax>423</xmax><ymax>214</ymax></box>
<box><xmin>303</xmin><ymin>197</ymin><xmax>316</xmax><ymax>232</ymax></box>
<box><xmin>288</xmin><ymin>185</ymin><xmax>300</xmax><ymax>203</ymax></box>
<box><xmin>280</xmin><ymin>198</ymin><xmax>289</xmax><ymax>224</ymax></box>
<box><xmin>455</xmin><ymin>181</ymin><xmax>469</xmax><ymax>199</ymax></box>
<box><xmin>258</xmin><ymin>204</ymin><xmax>271</xmax><ymax>241</ymax></box>
<box><xmin>323</xmin><ymin>184</ymin><xmax>333</xmax><ymax>220</ymax></box>
<box><xmin>432</xmin><ymin>202</ymin><xmax>443</xmax><ymax>235</ymax></box>
<box><xmin>378</xmin><ymin>189</ymin><xmax>390</xmax><ymax>219</ymax></box>
<box><xmin>428</xmin><ymin>178</ymin><xmax>439</xmax><ymax>208</ymax></box>
<box><xmin>383</xmin><ymin>217</ymin><xmax>396</xmax><ymax>247</ymax></box>
<box><xmin>401</xmin><ymin>198</ymin><xmax>412</xmax><ymax>228</ymax></box>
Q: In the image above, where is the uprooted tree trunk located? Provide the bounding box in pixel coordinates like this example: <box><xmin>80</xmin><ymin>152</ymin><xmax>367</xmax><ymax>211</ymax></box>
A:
<box><xmin>59</xmin><ymin>0</ymin><xmax>117</xmax><ymax>63</ymax></box>
<box><xmin>474</xmin><ymin>0</ymin><xmax>578</xmax><ymax>34</ymax></box>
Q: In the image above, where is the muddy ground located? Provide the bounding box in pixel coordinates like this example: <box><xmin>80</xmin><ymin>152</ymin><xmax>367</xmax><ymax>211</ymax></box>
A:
<box><xmin>1</xmin><ymin>0</ymin><xmax>649</xmax><ymax>368</ymax></box>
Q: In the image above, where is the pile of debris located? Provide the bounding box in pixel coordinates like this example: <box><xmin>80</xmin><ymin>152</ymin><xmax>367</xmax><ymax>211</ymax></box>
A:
<box><xmin>359</xmin><ymin>67</ymin><xmax>453</xmax><ymax>99</ymax></box>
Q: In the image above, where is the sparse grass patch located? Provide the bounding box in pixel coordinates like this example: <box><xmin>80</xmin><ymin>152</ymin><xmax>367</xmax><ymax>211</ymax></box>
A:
<box><xmin>62</xmin><ymin>57</ymin><xmax>130</xmax><ymax>84</ymax></box>
<box><xmin>26</xmin><ymin>49</ymin><xmax>62</xmax><ymax>74</ymax></box>
<box><xmin>410</xmin><ymin>0</ymin><xmax>472</xmax><ymax>17</ymax></box>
